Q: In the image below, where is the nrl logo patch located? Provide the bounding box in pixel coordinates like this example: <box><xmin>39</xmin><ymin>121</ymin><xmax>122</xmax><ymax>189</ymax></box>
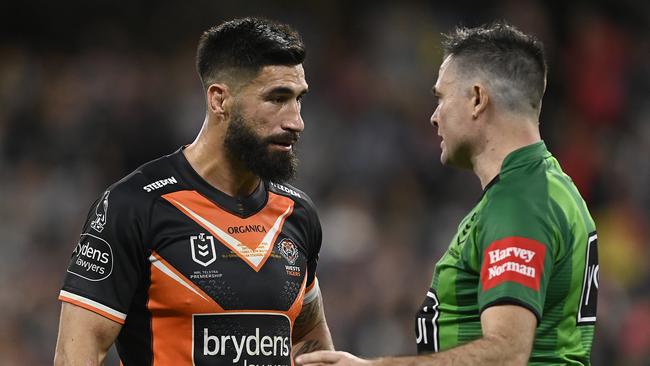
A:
<box><xmin>277</xmin><ymin>238</ymin><xmax>299</xmax><ymax>265</ymax></box>
<box><xmin>190</xmin><ymin>233</ymin><xmax>217</xmax><ymax>267</ymax></box>
<box><xmin>90</xmin><ymin>191</ymin><xmax>110</xmax><ymax>233</ymax></box>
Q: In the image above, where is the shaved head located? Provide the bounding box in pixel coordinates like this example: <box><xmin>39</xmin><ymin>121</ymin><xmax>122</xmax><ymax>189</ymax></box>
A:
<box><xmin>442</xmin><ymin>22</ymin><xmax>547</xmax><ymax>116</ymax></box>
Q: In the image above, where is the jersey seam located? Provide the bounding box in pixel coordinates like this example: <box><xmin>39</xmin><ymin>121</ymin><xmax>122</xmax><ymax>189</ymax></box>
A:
<box><xmin>479</xmin><ymin>297</ymin><xmax>541</xmax><ymax>326</ymax></box>
<box><xmin>144</xmin><ymin>190</ymin><xmax>157</xmax><ymax>255</ymax></box>
<box><xmin>273</xmin><ymin>191</ymin><xmax>319</xmax><ymax>256</ymax></box>
<box><xmin>60</xmin><ymin>285</ymin><xmax>126</xmax><ymax>316</ymax></box>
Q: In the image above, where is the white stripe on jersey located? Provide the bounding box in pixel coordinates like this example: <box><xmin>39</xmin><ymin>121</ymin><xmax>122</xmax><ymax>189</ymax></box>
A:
<box><xmin>59</xmin><ymin>290</ymin><xmax>127</xmax><ymax>320</ymax></box>
<box><xmin>303</xmin><ymin>277</ymin><xmax>320</xmax><ymax>304</ymax></box>
<box><xmin>148</xmin><ymin>254</ymin><xmax>210</xmax><ymax>302</ymax></box>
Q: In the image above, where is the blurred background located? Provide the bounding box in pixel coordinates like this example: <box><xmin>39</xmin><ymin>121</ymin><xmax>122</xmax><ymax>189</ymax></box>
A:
<box><xmin>1</xmin><ymin>0</ymin><xmax>649</xmax><ymax>364</ymax></box>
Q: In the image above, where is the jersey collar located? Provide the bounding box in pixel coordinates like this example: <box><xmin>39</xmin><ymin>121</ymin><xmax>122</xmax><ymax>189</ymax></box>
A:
<box><xmin>172</xmin><ymin>147</ymin><xmax>269</xmax><ymax>218</ymax></box>
<box><xmin>499</xmin><ymin>141</ymin><xmax>551</xmax><ymax>174</ymax></box>
<box><xmin>481</xmin><ymin>141</ymin><xmax>550</xmax><ymax>199</ymax></box>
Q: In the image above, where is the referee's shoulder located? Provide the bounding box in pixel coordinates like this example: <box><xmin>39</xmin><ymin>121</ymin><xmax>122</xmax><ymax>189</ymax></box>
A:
<box><xmin>482</xmin><ymin>172</ymin><xmax>552</xmax><ymax>220</ymax></box>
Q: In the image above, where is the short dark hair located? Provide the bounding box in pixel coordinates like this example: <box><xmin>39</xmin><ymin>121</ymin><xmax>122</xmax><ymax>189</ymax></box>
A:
<box><xmin>442</xmin><ymin>22</ymin><xmax>547</xmax><ymax>114</ymax></box>
<box><xmin>196</xmin><ymin>17</ymin><xmax>305</xmax><ymax>90</ymax></box>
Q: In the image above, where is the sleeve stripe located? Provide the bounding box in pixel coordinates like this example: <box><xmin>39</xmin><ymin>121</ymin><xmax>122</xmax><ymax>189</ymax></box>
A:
<box><xmin>479</xmin><ymin>297</ymin><xmax>541</xmax><ymax>326</ymax></box>
<box><xmin>59</xmin><ymin>290</ymin><xmax>126</xmax><ymax>324</ymax></box>
<box><xmin>303</xmin><ymin>277</ymin><xmax>320</xmax><ymax>304</ymax></box>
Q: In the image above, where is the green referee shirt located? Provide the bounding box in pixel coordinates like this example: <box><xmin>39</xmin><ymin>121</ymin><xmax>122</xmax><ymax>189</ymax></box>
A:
<box><xmin>415</xmin><ymin>141</ymin><xmax>598</xmax><ymax>365</ymax></box>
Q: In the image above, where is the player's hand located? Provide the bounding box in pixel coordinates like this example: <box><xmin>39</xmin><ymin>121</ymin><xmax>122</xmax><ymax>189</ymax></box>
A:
<box><xmin>296</xmin><ymin>350</ymin><xmax>372</xmax><ymax>366</ymax></box>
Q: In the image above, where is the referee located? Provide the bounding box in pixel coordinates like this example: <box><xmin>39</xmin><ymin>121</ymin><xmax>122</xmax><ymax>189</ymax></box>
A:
<box><xmin>298</xmin><ymin>22</ymin><xmax>598</xmax><ymax>366</ymax></box>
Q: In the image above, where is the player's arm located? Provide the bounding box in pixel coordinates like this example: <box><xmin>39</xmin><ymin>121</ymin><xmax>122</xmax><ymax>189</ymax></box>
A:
<box><xmin>54</xmin><ymin>302</ymin><xmax>122</xmax><ymax>366</ymax></box>
<box><xmin>382</xmin><ymin>304</ymin><xmax>535</xmax><ymax>365</ymax></box>
<box><xmin>292</xmin><ymin>196</ymin><xmax>334</xmax><ymax>358</ymax></box>
<box><xmin>292</xmin><ymin>285</ymin><xmax>335</xmax><ymax>359</ymax></box>
<box><xmin>296</xmin><ymin>303</ymin><xmax>535</xmax><ymax>366</ymax></box>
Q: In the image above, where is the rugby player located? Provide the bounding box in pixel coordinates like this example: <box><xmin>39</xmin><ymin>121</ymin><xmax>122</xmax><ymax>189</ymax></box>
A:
<box><xmin>297</xmin><ymin>22</ymin><xmax>598</xmax><ymax>366</ymax></box>
<box><xmin>54</xmin><ymin>17</ymin><xmax>333</xmax><ymax>365</ymax></box>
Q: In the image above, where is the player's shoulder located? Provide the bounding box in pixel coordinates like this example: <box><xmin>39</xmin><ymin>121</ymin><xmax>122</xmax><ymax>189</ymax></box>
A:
<box><xmin>268</xmin><ymin>181</ymin><xmax>318</xmax><ymax>213</ymax></box>
<box><xmin>102</xmin><ymin>152</ymin><xmax>179</xmax><ymax>206</ymax></box>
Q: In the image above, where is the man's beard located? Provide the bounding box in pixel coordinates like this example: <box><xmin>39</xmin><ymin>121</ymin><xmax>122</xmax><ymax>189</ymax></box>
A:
<box><xmin>223</xmin><ymin>110</ymin><xmax>299</xmax><ymax>183</ymax></box>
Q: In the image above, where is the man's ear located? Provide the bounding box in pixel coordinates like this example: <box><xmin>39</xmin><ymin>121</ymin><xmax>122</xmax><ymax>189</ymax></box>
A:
<box><xmin>207</xmin><ymin>83</ymin><xmax>231</xmax><ymax>117</ymax></box>
<box><xmin>471</xmin><ymin>83</ymin><xmax>489</xmax><ymax>119</ymax></box>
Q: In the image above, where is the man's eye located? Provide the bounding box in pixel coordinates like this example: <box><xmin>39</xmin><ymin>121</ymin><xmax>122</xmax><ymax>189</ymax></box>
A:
<box><xmin>270</xmin><ymin>96</ymin><xmax>288</xmax><ymax>104</ymax></box>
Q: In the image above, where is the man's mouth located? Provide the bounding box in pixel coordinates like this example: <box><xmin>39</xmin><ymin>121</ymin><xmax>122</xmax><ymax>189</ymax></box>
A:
<box><xmin>267</xmin><ymin>137</ymin><xmax>298</xmax><ymax>151</ymax></box>
<box><xmin>269</xmin><ymin>142</ymin><xmax>293</xmax><ymax>151</ymax></box>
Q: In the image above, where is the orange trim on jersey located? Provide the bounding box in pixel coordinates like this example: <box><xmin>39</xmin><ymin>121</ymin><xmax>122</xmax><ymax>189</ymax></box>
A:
<box><xmin>58</xmin><ymin>294</ymin><xmax>125</xmax><ymax>325</ymax></box>
<box><xmin>175</xmin><ymin>268</ymin><xmax>307</xmax><ymax>326</ymax></box>
<box><xmin>305</xmin><ymin>277</ymin><xmax>317</xmax><ymax>294</ymax></box>
<box><xmin>148</xmin><ymin>251</ymin><xmax>223</xmax><ymax>365</ymax></box>
<box><xmin>149</xmin><ymin>251</ymin><xmax>218</xmax><ymax>304</ymax></box>
<box><xmin>147</xmin><ymin>249</ymin><xmax>310</xmax><ymax>364</ymax></box>
<box><xmin>162</xmin><ymin>190</ymin><xmax>294</xmax><ymax>272</ymax></box>
<box><xmin>288</xmin><ymin>273</ymin><xmax>309</xmax><ymax>326</ymax></box>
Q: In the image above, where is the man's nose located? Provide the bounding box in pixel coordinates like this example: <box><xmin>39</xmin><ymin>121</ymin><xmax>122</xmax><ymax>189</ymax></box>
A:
<box><xmin>430</xmin><ymin>110</ymin><xmax>439</xmax><ymax>128</ymax></box>
<box><xmin>284</xmin><ymin>103</ymin><xmax>305</xmax><ymax>132</ymax></box>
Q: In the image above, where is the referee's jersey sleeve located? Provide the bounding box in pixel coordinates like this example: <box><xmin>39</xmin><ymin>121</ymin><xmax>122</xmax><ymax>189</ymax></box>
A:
<box><xmin>475</xmin><ymin>194</ymin><xmax>558</xmax><ymax>323</ymax></box>
<box><xmin>59</xmin><ymin>184</ymin><xmax>148</xmax><ymax>324</ymax></box>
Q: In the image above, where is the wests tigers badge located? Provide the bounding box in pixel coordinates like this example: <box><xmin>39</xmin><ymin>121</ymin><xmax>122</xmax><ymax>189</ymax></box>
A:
<box><xmin>277</xmin><ymin>238</ymin><xmax>299</xmax><ymax>265</ymax></box>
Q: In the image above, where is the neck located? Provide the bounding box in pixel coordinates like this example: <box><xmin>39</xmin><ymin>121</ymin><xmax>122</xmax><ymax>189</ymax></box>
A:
<box><xmin>471</xmin><ymin>115</ymin><xmax>541</xmax><ymax>189</ymax></box>
<box><xmin>183</xmin><ymin>116</ymin><xmax>260</xmax><ymax>197</ymax></box>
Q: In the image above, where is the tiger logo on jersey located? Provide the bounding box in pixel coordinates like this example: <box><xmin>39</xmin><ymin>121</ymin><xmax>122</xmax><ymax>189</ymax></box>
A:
<box><xmin>278</xmin><ymin>238</ymin><xmax>299</xmax><ymax>265</ymax></box>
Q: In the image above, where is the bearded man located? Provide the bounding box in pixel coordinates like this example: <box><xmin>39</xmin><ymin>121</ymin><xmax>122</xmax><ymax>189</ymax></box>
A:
<box><xmin>55</xmin><ymin>17</ymin><xmax>333</xmax><ymax>366</ymax></box>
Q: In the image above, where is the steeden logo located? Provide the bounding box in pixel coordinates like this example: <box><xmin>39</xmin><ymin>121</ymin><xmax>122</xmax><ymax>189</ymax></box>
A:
<box><xmin>143</xmin><ymin>176</ymin><xmax>177</xmax><ymax>192</ymax></box>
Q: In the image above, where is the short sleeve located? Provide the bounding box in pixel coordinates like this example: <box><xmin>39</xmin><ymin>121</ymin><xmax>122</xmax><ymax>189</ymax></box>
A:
<box><xmin>59</xmin><ymin>187</ymin><xmax>147</xmax><ymax>324</ymax></box>
<box><xmin>303</xmin><ymin>199</ymin><xmax>322</xmax><ymax>304</ymax></box>
<box><xmin>476</xmin><ymin>196</ymin><xmax>557</xmax><ymax>323</ymax></box>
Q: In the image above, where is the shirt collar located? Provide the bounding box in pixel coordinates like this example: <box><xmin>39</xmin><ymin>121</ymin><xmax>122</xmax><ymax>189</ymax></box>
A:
<box><xmin>481</xmin><ymin>141</ymin><xmax>550</xmax><ymax>198</ymax></box>
<box><xmin>172</xmin><ymin>147</ymin><xmax>268</xmax><ymax>217</ymax></box>
<box><xmin>499</xmin><ymin>141</ymin><xmax>551</xmax><ymax>174</ymax></box>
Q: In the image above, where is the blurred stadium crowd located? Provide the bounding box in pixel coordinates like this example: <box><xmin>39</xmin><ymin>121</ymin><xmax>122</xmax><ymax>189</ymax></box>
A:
<box><xmin>1</xmin><ymin>0</ymin><xmax>649</xmax><ymax>364</ymax></box>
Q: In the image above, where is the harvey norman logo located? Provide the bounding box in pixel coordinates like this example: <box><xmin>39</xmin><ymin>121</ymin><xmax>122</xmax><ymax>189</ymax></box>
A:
<box><xmin>193</xmin><ymin>312</ymin><xmax>291</xmax><ymax>366</ymax></box>
<box><xmin>481</xmin><ymin>237</ymin><xmax>546</xmax><ymax>292</ymax></box>
<box><xmin>487</xmin><ymin>247</ymin><xmax>537</xmax><ymax>279</ymax></box>
<box><xmin>143</xmin><ymin>176</ymin><xmax>177</xmax><ymax>192</ymax></box>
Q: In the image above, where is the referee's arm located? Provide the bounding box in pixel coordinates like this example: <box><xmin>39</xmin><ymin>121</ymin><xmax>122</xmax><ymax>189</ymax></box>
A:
<box><xmin>296</xmin><ymin>304</ymin><xmax>536</xmax><ymax>366</ymax></box>
<box><xmin>54</xmin><ymin>302</ymin><xmax>121</xmax><ymax>366</ymax></box>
